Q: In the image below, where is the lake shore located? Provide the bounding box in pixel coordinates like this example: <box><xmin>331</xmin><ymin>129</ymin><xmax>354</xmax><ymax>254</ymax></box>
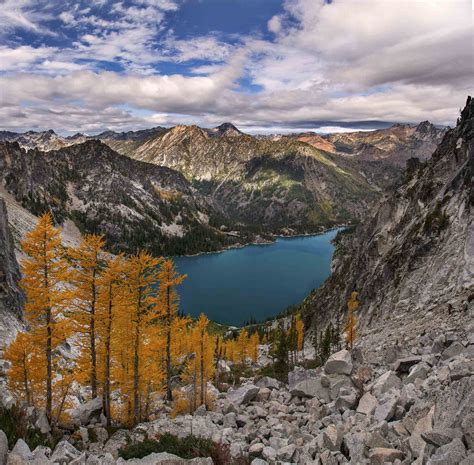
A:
<box><xmin>174</xmin><ymin>224</ymin><xmax>348</xmax><ymax>258</ymax></box>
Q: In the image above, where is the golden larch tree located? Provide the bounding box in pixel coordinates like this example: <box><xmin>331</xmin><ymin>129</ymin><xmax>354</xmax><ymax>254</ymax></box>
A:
<box><xmin>97</xmin><ymin>254</ymin><xmax>126</xmax><ymax>426</ymax></box>
<box><xmin>4</xmin><ymin>331</ymin><xmax>42</xmax><ymax>406</ymax></box>
<box><xmin>345</xmin><ymin>291</ymin><xmax>359</xmax><ymax>350</ymax></box>
<box><xmin>154</xmin><ymin>259</ymin><xmax>186</xmax><ymax>402</ymax></box>
<box><xmin>68</xmin><ymin>234</ymin><xmax>106</xmax><ymax>398</ymax></box>
<box><xmin>20</xmin><ymin>212</ymin><xmax>70</xmax><ymax>421</ymax></box>
<box><xmin>123</xmin><ymin>251</ymin><xmax>161</xmax><ymax>424</ymax></box>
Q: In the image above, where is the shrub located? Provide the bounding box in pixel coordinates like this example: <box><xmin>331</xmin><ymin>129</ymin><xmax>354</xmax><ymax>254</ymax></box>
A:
<box><xmin>0</xmin><ymin>406</ymin><xmax>54</xmax><ymax>450</ymax></box>
<box><xmin>118</xmin><ymin>433</ymin><xmax>249</xmax><ymax>465</ymax></box>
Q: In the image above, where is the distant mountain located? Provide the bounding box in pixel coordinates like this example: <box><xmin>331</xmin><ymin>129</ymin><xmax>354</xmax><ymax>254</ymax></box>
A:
<box><xmin>118</xmin><ymin>124</ymin><xmax>385</xmax><ymax>232</ymax></box>
<box><xmin>1</xmin><ymin>120</ymin><xmax>445</xmax><ymax>237</ymax></box>
<box><xmin>0</xmin><ymin>140</ymin><xmax>247</xmax><ymax>256</ymax></box>
<box><xmin>302</xmin><ymin>97</ymin><xmax>473</xmax><ymax>334</ymax></box>
<box><xmin>319</xmin><ymin>122</ymin><xmax>446</xmax><ymax>166</ymax></box>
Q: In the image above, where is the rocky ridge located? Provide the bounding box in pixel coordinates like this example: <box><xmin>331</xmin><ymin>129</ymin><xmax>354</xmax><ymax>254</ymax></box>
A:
<box><xmin>301</xmin><ymin>97</ymin><xmax>473</xmax><ymax>339</ymax></box>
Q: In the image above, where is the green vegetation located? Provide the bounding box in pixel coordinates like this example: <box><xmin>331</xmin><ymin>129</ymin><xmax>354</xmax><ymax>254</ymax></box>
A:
<box><xmin>0</xmin><ymin>406</ymin><xmax>56</xmax><ymax>450</ymax></box>
<box><xmin>118</xmin><ymin>433</ymin><xmax>249</xmax><ymax>465</ymax></box>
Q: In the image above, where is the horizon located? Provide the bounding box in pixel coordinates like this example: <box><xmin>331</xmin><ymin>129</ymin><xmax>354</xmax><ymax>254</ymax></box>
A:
<box><xmin>1</xmin><ymin>0</ymin><xmax>471</xmax><ymax>134</ymax></box>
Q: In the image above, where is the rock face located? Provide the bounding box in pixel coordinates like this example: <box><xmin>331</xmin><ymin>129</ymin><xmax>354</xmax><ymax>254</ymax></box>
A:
<box><xmin>303</xmin><ymin>96</ymin><xmax>474</xmax><ymax>355</ymax></box>
<box><xmin>0</xmin><ymin>199</ymin><xmax>23</xmax><ymax>345</ymax></box>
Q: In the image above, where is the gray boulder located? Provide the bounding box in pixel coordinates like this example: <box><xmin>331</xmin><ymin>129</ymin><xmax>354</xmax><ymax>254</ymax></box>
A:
<box><xmin>50</xmin><ymin>441</ymin><xmax>82</xmax><ymax>465</ymax></box>
<box><xmin>368</xmin><ymin>448</ymin><xmax>404</xmax><ymax>465</ymax></box>
<box><xmin>357</xmin><ymin>392</ymin><xmax>378</xmax><ymax>416</ymax></box>
<box><xmin>227</xmin><ymin>384</ymin><xmax>259</xmax><ymax>406</ymax></box>
<box><xmin>322</xmin><ymin>425</ymin><xmax>342</xmax><ymax>452</ymax></box>
<box><xmin>70</xmin><ymin>397</ymin><xmax>103</xmax><ymax>426</ymax></box>
<box><xmin>324</xmin><ymin>350</ymin><xmax>353</xmax><ymax>375</ymax></box>
<box><xmin>421</xmin><ymin>429</ymin><xmax>461</xmax><ymax>448</ymax></box>
<box><xmin>371</xmin><ymin>371</ymin><xmax>401</xmax><ymax>398</ymax></box>
<box><xmin>405</xmin><ymin>363</ymin><xmax>430</xmax><ymax>384</ymax></box>
<box><xmin>374</xmin><ymin>393</ymin><xmax>399</xmax><ymax>422</ymax></box>
<box><xmin>429</xmin><ymin>438</ymin><xmax>466</xmax><ymax>465</ymax></box>
<box><xmin>256</xmin><ymin>377</ymin><xmax>280</xmax><ymax>390</ymax></box>
<box><xmin>0</xmin><ymin>430</ymin><xmax>7</xmax><ymax>465</ymax></box>
<box><xmin>10</xmin><ymin>439</ymin><xmax>32</xmax><ymax>461</ymax></box>
<box><xmin>441</xmin><ymin>342</ymin><xmax>465</xmax><ymax>360</ymax></box>
<box><xmin>116</xmin><ymin>452</ymin><xmax>213</xmax><ymax>464</ymax></box>
<box><xmin>393</xmin><ymin>356</ymin><xmax>422</xmax><ymax>373</ymax></box>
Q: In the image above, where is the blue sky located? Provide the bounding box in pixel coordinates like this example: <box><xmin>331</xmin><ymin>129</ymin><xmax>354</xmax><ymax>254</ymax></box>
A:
<box><xmin>0</xmin><ymin>0</ymin><xmax>472</xmax><ymax>134</ymax></box>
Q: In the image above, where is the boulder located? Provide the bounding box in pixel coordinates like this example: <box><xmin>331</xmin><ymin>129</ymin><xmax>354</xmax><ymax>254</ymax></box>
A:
<box><xmin>255</xmin><ymin>387</ymin><xmax>271</xmax><ymax>402</ymax></box>
<box><xmin>357</xmin><ymin>392</ymin><xmax>378</xmax><ymax>416</ymax></box>
<box><xmin>70</xmin><ymin>397</ymin><xmax>103</xmax><ymax>426</ymax></box>
<box><xmin>324</xmin><ymin>350</ymin><xmax>353</xmax><ymax>375</ymax></box>
<box><xmin>290</xmin><ymin>377</ymin><xmax>330</xmax><ymax>402</ymax></box>
<box><xmin>393</xmin><ymin>356</ymin><xmax>422</xmax><ymax>373</ymax></box>
<box><xmin>34</xmin><ymin>410</ymin><xmax>50</xmax><ymax>435</ymax></box>
<box><xmin>371</xmin><ymin>371</ymin><xmax>401</xmax><ymax>398</ymax></box>
<box><xmin>10</xmin><ymin>440</ymin><xmax>32</xmax><ymax>460</ymax></box>
<box><xmin>227</xmin><ymin>385</ymin><xmax>259</xmax><ymax>407</ymax></box>
<box><xmin>441</xmin><ymin>342</ymin><xmax>465</xmax><ymax>360</ymax></box>
<box><xmin>322</xmin><ymin>425</ymin><xmax>342</xmax><ymax>452</ymax></box>
<box><xmin>374</xmin><ymin>394</ymin><xmax>399</xmax><ymax>422</ymax></box>
<box><xmin>409</xmin><ymin>405</ymin><xmax>434</xmax><ymax>459</ymax></box>
<box><xmin>50</xmin><ymin>441</ymin><xmax>82</xmax><ymax>465</ymax></box>
<box><xmin>262</xmin><ymin>447</ymin><xmax>276</xmax><ymax>462</ymax></box>
<box><xmin>104</xmin><ymin>430</ymin><xmax>130</xmax><ymax>459</ymax></box>
<box><xmin>421</xmin><ymin>429</ymin><xmax>461</xmax><ymax>448</ymax></box>
<box><xmin>429</xmin><ymin>438</ymin><xmax>466</xmax><ymax>465</ymax></box>
<box><xmin>250</xmin><ymin>460</ymin><xmax>268</xmax><ymax>465</ymax></box>
<box><xmin>0</xmin><ymin>430</ymin><xmax>7</xmax><ymax>465</ymax></box>
<box><xmin>116</xmin><ymin>452</ymin><xmax>213</xmax><ymax>464</ymax></box>
<box><xmin>248</xmin><ymin>443</ymin><xmax>264</xmax><ymax>455</ymax></box>
<box><xmin>405</xmin><ymin>363</ymin><xmax>430</xmax><ymax>384</ymax></box>
<box><xmin>368</xmin><ymin>447</ymin><xmax>404</xmax><ymax>465</ymax></box>
<box><xmin>256</xmin><ymin>377</ymin><xmax>280</xmax><ymax>390</ymax></box>
<box><xmin>277</xmin><ymin>444</ymin><xmax>296</xmax><ymax>462</ymax></box>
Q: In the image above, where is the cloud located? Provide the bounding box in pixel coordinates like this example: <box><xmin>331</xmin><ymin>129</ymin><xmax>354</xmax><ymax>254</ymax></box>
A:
<box><xmin>0</xmin><ymin>0</ymin><xmax>471</xmax><ymax>132</ymax></box>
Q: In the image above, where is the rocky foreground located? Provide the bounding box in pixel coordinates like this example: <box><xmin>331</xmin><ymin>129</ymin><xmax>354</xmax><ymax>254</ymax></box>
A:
<box><xmin>1</xmin><ymin>310</ymin><xmax>473</xmax><ymax>465</ymax></box>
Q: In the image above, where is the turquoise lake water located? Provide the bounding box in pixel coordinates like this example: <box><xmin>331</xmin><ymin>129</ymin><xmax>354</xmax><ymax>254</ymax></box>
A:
<box><xmin>173</xmin><ymin>229</ymin><xmax>341</xmax><ymax>326</ymax></box>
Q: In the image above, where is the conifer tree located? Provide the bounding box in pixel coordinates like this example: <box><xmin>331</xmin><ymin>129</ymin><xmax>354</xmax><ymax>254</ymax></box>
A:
<box><xmin>274</xmin><ymin>322</ymin><xmax>288</xmax><ymax>378</ymax></box>
<box><xmin>20</xmin><ymin>213</ymin><xmax>70</xmax><ymax>421</ymax></box>
<box><xmin>4</xmin><ymin>332</ymin><xmax>41</xmax><ymax>406</ymax></box>
<box><xmin>97</xmin><ymin>254</ymin><xmax>126</xmax><ymax>426</ymax></box>
<box><xmin>155</xmin><ymin>259</ymin><xmax>186</xmax><ymax>402</ymax></box>
<box><xmin>68</xmin><ymin>234</ymin><xmax>105</xmax><ymax>398</ymax></box>
<box><xmin>320</xmin><ymin>326</ymin><xmax>332</xmax><ymax>363</ymax></box>
<box><xmin>123</xmin><ymin>251</ymin><xmax>161</xmax><ymax>424</ymax></box>
<box><xmin>345</xmin><ymin>291</ymin><xmax>359</xmax><ymax>350</ymax></box>
<box><xmin>249</xmin><ymin>332</ymin><xmax>260</xmax><ymax>363</ymax></box>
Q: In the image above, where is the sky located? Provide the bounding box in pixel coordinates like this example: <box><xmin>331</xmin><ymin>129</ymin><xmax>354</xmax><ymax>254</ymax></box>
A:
<box><xmin>0</xmin><ymin>0</ymin><xmax>472</xmax><ymax>134</ymax></box>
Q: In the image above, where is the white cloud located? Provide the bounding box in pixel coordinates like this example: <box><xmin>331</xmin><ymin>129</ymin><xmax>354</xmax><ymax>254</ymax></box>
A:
<box><xmin>0</xmin><ymin>0</ymin><xmax>471</xmax><ymax>132</ymax></box>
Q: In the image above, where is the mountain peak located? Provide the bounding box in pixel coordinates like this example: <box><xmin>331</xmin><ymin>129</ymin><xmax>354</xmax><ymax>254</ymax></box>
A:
<box><xmin>211</xmin><ymin>122</ymin><xmax>243</xmax><ymax>137</ymax></box>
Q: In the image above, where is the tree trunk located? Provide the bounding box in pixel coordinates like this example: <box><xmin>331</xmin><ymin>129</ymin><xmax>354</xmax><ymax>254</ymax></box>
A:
<box><xmin>200</xmin><ymin>329</ymin><xmax>205</xmax><ymax>407</ymax></box>
<box><xmin>90</xmin><ymin>267</ymin><xmax>97</xmax><ymax>398</ymax></box>
<box><xmin>166</xmin><ymin>286</ymin><xmax>172</xmax><ymax>402</ymax></box>
<box><xmin>44</xmin><ymin>248</ymin><xmax>53</xmax><ymax>423</ymax></box>
<box><xmin>104</xmin><ymin>283</ymin><xmax>112</xmax><ymax>426</ymax></box>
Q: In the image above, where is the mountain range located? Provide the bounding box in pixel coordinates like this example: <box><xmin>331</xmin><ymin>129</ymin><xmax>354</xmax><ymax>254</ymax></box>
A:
<box><xmin>0</xmin><ymin>121</ymin><xmax>445</xmax><ymax>256</ymax></box>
